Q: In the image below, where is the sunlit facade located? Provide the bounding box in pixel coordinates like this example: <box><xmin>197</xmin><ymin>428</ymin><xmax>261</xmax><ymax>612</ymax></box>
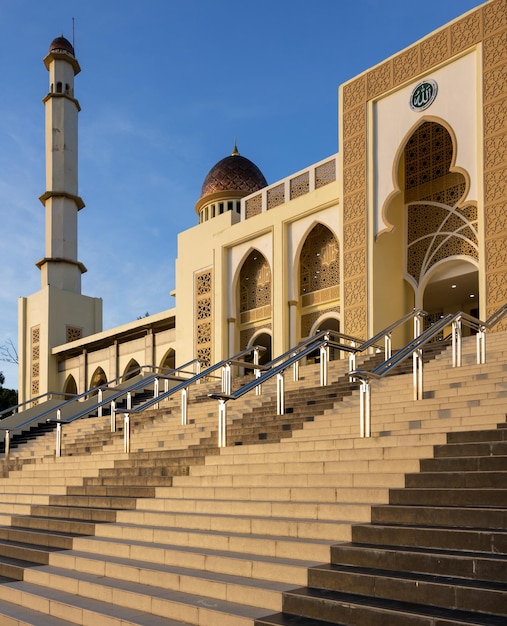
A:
<box><xmin>18</xmin><ymin>0</ymin><xmax>507</xmax><ymax>403</ymax></box>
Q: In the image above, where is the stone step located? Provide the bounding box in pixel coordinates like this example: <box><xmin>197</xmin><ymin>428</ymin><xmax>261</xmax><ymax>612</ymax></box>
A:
<box><xmin>48</xmin><ymin>494</ymin><xmax>139</xmax><ymax>510</ymax></box>
<box><xmin>112</xmin><ymin>507</ymin><xmax>368</xmax><ymax>540</ymax></box>
<box><xmin>155</xmin><ymin>484</ymin><xmax>391</xmax><ymax>504</ymax></box>
<box><xmin>66</xmin><ymin>537</ymin><xmax>320</xmax><ymax>585</ymax></box>
<box><xmin>8</xmin><ymin>515</ymin><xmax>97</xmax><ymax>536</ymax></box>
<box><xmin>0</xmin><ymin>597</ymin><xmax>78</xmax><ymax>626</ymax></box>
<box><xmin>0</xmin><ymin>526</ymin><xmax>78</xmax><ymax>550</ymax></box>
<box><xmin>126</xmin><ymin>497</ymin><xmax>372</xmax><ymax>522</ymax></box>
<box><xmin>268</xmin><ymin>586</ymin><xmax>507</xmax><ymax>626</ymax></box>
<box><xmin>91</xmin><ymin>522</ymin><xmax>336</xmax><ymax>562</ymax></box>
<box><xmin>306</xmin><ymin>563</ymin><xmax>507</xmax><ymax>617</ymax></box>
<box><xmin>405</xmin><ymin>470</ymin><xmax>507</xmax><ymax>488</ymax></box>
<box><xmin>433</xmin><ymin>441</ymin><xmax>507</xmax><ymax>457</ymax></box>
<box><xmin>330</xmin><ymin>543</ymin><xmax>507</xmax><ymax>585</ymax></box>
<box><xmin>28</xmin><ymin>504</ymin><xmax>118</xmax><ymax>523</ymax></box>
<box><xmin>420</xmin><ymin>455</ymin><xmax>507</xmax><ymax>472</ymax></box>
<box><xmin>25</xmin><ymin>559</ymin><xmax>291</xmax><ymax>612</ymax></box>
<box><xmin>351</xmin><ymin>523</ymin><xmax>507</xmax><ymax>554</ymax></box>
<box><xmin>171</xmin><ymin>471</ymin><xmax>406</xmax><ymax>489</ymax></box>
<box><xmin>65</xmin><ymin>484</ymin><xmax>158</xmax><ymax>498</ymax></box>
<box><xmin>0</xmin><ymin>580</ymin><xmax>201</xmax><ymax>626</ymax></box>
<box><xmin>370</xmin><ymin>504</ymin><xmax>507</xmax><ymax>529</ymax></box>
<box><xmin>389</xmin><ymin>487</ymin><xmax>507</xmax><ymax>507</ymax></box>
<box><xmin>0</xmin><ymin>538</ymin><xmax>55</xmax><ymax>566</ymax></box>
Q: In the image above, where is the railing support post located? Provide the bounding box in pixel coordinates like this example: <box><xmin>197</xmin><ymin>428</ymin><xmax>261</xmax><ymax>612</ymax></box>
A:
<box><xmin>4</xmin><ymin>430</ymin><xmax>10</xmax><ymax>459</ymax></box>
<box><xmin>452</xmin><ymin>319</ymin><xmax>462</xmax><ymax>367</ymax></box>
<box><xmin>292</xmin><ymin>354</ymin><xmax>299</xmax><ymax>382</ymax></box>
<box><xmin>277</xmin><ymin>372</ymin><xmax>285</xmax><ymax>415</ymax></box>
<box><xmin>154</xmin><ymin>377</ymin><xmax>160</xmax><ymax>410</ymax></box>
<box><xmin>255</xmin><ymin>368</ymin><xmax>262</xmax><ymax>396</ymax></box>
<box><xmin>55</xmin><ymin>411</ymin><xmax>62</xmax><ymax>457</ymax></box>
<box><xmin>110</xmin><ymin>401</ymin><xmax>116</xmax><ymax>432</ymax></box>
<box><xmin>98</xmin><ymin>389</ymin><xmax>103</xmax><ymax>417</ymax></box>
<box><xmin>359</xmin><ymin>379</ymin><xmax>371</xmax><ymax>438</ymax></box>
<box><xmin>413</xmin><ymin>347</ymin><xmax>423</xmax><ymax>401</ymax></box>
<box><xmin>182</xmin><ymin>387</ymin><xmax>188</xmax><ymax>425</ymax></box>
<box><xmin>385</xmin><ymin>333</ymin><xmax>392</xmax><ymax>360</ymax></box>
<box><xmin>218</xmin><ymin>400</ymin><xmax>227</xmax><ymax>448</ymax></box>
<box><xmin>127</xmin><ymin>392</ymin><xmax>132</xmax><ymax>411</ymax></box>
<box><xmin>123</xmin><ymin>413</ymin><xmax>130</xmax><ymax>453</ymax></box>
<box><xmin>349</xmin><ymin>353</ymin><xmax>356</xmax><ymax>382</ymax></box>
<box><xmin>320</xmin><ymin>344</ymin><xmax>328</xmax><ymax>386</ymax></box>
<box><xmin>477</xmin><ymin>328</ymin><xmax>486</xmax><ymax>365</ymax></box>
<box><xmin>222</xmin><ymin>363</ymin><xmax>231</xmax><ymax>395</ymax></box>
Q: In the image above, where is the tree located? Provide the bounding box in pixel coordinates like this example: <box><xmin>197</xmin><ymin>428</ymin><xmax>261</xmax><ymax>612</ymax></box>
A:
<box><xmin>0</xmin><ymin>338</ymin><xmax>18</xmax><ymax>364</ymax></box>
<box><xmin>0</xmin><ymin>340</ymin><xmax>18</xmax><ymax>415</ymax></box>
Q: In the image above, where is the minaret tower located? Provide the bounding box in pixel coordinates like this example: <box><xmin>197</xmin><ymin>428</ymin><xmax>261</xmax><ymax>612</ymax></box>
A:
<box><xmin>18</xmin><ymin>36</ymin><xmax>102</xmax><ymax>404</ymax></box>
<box><xmin>37</xmin><ymin>36</ymin><xmax>85</xmax><ymax>291</ymax></box>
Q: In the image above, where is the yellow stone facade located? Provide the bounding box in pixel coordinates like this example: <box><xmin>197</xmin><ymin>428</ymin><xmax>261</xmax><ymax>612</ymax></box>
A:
<box><xmin>19</xmin><ymin>0</ymin><xmax>507</xmax><ymax>401</ymax></box>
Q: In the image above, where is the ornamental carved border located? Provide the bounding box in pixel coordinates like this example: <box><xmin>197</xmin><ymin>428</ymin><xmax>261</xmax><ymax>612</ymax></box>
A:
<box><xmin>341</xmin><ymin>0</ymin><xmax>506</xmax><ymax>336</ymax></box>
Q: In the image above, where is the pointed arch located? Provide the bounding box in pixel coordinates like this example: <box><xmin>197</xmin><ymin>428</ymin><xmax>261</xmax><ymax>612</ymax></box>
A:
<box><xmin>63</xmin><ymin>374</ymin><xmax>77</xmax><ymax>397</ymax></box>
<box><xmin>123</xmin><ymin>359</ymin><xmax>141</xmax><ymax>382</ymax></box>
<box><xmin>89</xmin><ymin>367</ymin><xmax>107</xmax><ymax>393</ymax></box>
<box><xmin>160</xmin><ymin>348</ymin><xmax>176</xmax><ymax>373</ymax></box>
<box><xmin>380</xmin><ymin>116</ymin><xmax>470</xmax><ymax>238</ymax></box>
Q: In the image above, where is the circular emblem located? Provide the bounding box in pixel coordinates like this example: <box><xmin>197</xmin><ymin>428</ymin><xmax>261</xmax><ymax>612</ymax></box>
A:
<box><xmin>409</xmin><ymin>79</ymin><xmax>438</xmax><ymax>111</ymax></box>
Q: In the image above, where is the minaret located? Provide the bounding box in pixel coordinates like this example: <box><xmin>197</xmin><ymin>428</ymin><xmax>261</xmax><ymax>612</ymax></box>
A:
<box><xmin>18</xmin><ymin>36</ymin><xmax>102</xmax><ymax>405</ymax></box>
<box><xmin>37</xmin><ymin>36</ymin><xmax>86</xmax><ymax>292</ymax></box>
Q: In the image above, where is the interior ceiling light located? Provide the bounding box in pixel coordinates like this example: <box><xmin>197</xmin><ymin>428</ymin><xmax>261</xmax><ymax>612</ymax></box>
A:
<box><xmin>451</xmin><ymin>284</ymin><xmax>457</xmax><ymax>288</ymax></box>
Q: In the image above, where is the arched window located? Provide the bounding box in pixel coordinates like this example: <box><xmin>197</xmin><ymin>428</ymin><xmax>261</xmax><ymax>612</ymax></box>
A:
<box><xmin>299</xmin><ymin>224</ymin><xmax>339</xmax><ymax>296</ymax></box>
<box><xmin>123</xmin><ymin>359</ymin><xmax>141</xmax><ymax>382</ymax></box>
<box><xmin>63</xmin><ymin>374</ymin><xmax>77</xmax><ymax>397</ymax></box>
<box><xmin>239</xmin><ymin>251</ymin><xmax>271</xmax><ymax>314</ymax></box>
<box><xmin>89</xmin><ymin>367</ymin><xmax>107</xmax><ymax>393</ymax></box>
<box><xmin>160</xmin><ymin>349</ymin><xmax>176</xmax><ymax>373</ymax></box>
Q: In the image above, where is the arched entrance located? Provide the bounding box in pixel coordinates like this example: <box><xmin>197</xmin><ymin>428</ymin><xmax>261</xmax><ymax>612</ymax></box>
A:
<box><xmin>403</xmin><ymin>121</ymin><xmax>479</xmax><ymax>319</ymax></box>
<box><xmin>237</xmin><ymin>250</ymin><xmax>272</xmax><ymax>354</ymax></box>
<box><xmin>422</xmin><ymin>260</ymin><xmax>479</xmax><ymax>334</ymax></box>
<box><xmin>249</xmin><ymin>331</ymin><xmax>272</xmax><ymax>365</ymax></box>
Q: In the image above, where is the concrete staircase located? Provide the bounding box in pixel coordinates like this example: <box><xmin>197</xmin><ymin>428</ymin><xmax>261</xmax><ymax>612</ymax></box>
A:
<box><xmin>0</xmin><ymin>335</ymin><xmax>504</xmax><ymax>624</ymax></box>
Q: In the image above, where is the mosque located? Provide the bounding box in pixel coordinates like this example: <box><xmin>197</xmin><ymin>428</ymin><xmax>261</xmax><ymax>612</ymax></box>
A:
<box><xmin>17</xmin><ymin>0</ymin><xmax>506</xmax><ymax>405</ymax></box>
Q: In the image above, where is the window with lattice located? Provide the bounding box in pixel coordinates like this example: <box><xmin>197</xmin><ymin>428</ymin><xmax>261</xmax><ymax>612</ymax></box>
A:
<box><xmin>299</xmin><ymin>224</ymin><xmax>340</xmax><ymax>295</ymax></box>
<box><xmin>405</xmin><ymin>122</ymin><xmax>478</xmax><ymax>284</ymax></box>
<box><xmin>239</xmin><ymin>252</ymin><xmax>271</xmax><ymax>313</ymax></box>
<box><xmin>195</xmin><ymin>269</ymin><xmax>213</xmax><ymax>366</ymax></box>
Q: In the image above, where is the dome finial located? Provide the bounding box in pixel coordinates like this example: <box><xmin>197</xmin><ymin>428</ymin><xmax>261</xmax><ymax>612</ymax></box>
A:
<box><xmin>231</xmin><ymin>138</ymin><xmax>240</xmax><ymax>156</ymax></box>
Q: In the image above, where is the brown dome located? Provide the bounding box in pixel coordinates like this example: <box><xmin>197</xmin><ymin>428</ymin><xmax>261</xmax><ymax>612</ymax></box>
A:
<box><xmin>49</xmin><ymin>36</ymin><xmax>75</xmax><ymax>57</ymax></box>
<box><xmin>200</xmin><ymin>146</ymin><xmax>267</xmax><ymax>199</ymax></box>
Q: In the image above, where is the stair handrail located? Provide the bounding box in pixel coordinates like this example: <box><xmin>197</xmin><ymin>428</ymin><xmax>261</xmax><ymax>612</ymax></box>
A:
<box><xmin>208</xmin><ymin>333</ymin><xmax>347</xmax><ymax>447</ymax></box>
<box><xmin>484</xmin><ymin>302</ymin><xmax>507</xmax><ymax>329</ymax></box>
<box><xmin>0</xmin><ymin>390</ymin><xmax>77</xmax><ymax>420</ymax></box>
<box><xmin>1</xmin><ymin>360</ymin><xmax>201</xmax><ymax>458</ymax></box>
<box><xmin>348</xmin><ymin>308</ymin><xmax>427</xmax><ymax>371</ymax></box>
<box><xmin>115</xmin><ymin>345</ymin><xmax>268</xmax><ymax>453</ymax></box>
<box><xmin>349</xmin><ymin>308</ymin><xmax>489</xmax><ymax>439</ymax></box>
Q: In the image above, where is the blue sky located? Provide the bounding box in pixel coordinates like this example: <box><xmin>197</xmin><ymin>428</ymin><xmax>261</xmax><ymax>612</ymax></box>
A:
<box><xmin>0</xmin><ymin>0</ymin><xmax>485</xmax><ymax>388</ymax></box>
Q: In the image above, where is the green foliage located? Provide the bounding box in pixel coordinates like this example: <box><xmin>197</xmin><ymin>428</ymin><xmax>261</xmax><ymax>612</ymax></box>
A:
<box><xmin>0</xmin><ymin>387</ymin><xmax>17</xmax><ymax>415</ymax></box>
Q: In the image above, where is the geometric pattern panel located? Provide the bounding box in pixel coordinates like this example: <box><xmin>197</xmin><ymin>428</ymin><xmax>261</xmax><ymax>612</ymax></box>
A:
<box><xmin>405</xmin><ymin>122</ymin><xmax>478</xmax><ymax>285</ymax></box>
<box><xmin>239</xmin><ymin>251</ymin><xmax>271</xmax><ymax>314</ymax></box>
<box><xmin>195</xmin><ymin>269</ymin><xmax>213</xmax><ymax>366</ymax></box>
<box><xmin>407</xmin><ymin>202</ymin><xmax>478</xmax><ymax>283</ymax></box>
<box><xmin>299</xmin><ymin>224</ymin><xmax>340</xmax><ymax>296</ymax></box>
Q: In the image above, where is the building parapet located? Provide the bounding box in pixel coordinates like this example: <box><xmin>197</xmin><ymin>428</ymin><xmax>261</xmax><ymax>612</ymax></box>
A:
<box><xmin>242</xmin><ymin>154</ymin><xmax>338</xmax><ymax>220</ymax></box>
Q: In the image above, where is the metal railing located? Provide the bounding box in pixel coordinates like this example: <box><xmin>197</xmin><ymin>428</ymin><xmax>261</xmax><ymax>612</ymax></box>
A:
<box><xmin>114</xmin><ymin>345</ymin><xmax>267</xmax><ymax>453</ymax></box>
<box><xmin>46</xmin><ymin>359</ymin><xmax>201</xmax><ymax>457</ymax></box>
<box><xmin>349</xmin><ymin>304</ymin><xmax>507</xmax><ymax>439</ymax></box>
